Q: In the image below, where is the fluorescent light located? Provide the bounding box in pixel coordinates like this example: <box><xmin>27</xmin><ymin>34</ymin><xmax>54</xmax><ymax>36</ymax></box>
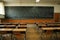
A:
<box><xmin>36</xmin><ymin>0</ymin><xmax>40</xmax><ymax>2</ymax></box>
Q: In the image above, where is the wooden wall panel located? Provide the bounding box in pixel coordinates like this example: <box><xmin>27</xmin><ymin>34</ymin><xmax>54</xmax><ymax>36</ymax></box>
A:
<box><xmin>54</xmin><ymin>13</ymin><xmax>60</xmax><ymax>22</ymax></box>
<box><xmin>0</xmin><ymin>19</ymin><xmax>1</xmax><ymax>23</ymax></box>
<box><xmin>1</xmin><ymin>19</ymin><xmax>54</xmax><ymax>24</ymax></box>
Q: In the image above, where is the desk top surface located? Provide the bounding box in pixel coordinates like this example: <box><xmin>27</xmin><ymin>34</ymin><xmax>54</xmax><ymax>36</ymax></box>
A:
<box><xmin>0</xmin><ymin>28</ymin><xmax>26</xmax><ymax>31</ymax></box>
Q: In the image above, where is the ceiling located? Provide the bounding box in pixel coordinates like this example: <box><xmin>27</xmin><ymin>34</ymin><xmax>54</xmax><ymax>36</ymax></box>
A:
<box><xmin>1</xmin><ymin>0</ymin><xmax>60</xmax><ymax>4</ymax></box>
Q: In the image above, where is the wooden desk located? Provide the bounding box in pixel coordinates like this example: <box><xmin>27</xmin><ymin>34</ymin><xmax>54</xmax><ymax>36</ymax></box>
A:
<box><xmin>42</xmin><ymin>27</ymin><xmax>60</xmax><ymax>30</ymax></box>
<box><xmin>0</xmin><ymin>28</ymin><xmax>26</xmax><ymax>32</ymax></box>
<box><xmin>13</xmin><ymin>29</ymin><xmax>26</xmax><ymax>32</ymax></box>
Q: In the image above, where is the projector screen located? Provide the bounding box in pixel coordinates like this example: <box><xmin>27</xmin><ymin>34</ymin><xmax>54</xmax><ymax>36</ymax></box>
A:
<box><xmin>5</xmin><ymin>6</ymin><xmax>54</xmax><ymax>19</ymax></box>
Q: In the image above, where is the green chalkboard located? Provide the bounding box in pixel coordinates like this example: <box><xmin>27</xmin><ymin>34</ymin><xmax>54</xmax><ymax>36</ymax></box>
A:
<box><xmin>5</xmin><ymin>6</ymin><xmax>54</xmax><ymax>19</ymax></box>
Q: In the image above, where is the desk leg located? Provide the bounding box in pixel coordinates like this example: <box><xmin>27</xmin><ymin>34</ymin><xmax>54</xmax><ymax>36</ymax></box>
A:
<box><xmin>24</xmin><ymin>32</ymin><xmax>26</xmax><ymax>40</ymax></box>
<box><xmin>0</xmin><ymin>34</ymin><xmax>1</xmax><ymax>40</ymax></box>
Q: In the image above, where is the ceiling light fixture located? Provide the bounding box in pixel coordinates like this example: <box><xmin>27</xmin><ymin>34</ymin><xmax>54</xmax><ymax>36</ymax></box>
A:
<box><xmin>36</xmin><ymin>0</ymin><xmax>40</xmax><ymax>3</ymax></box>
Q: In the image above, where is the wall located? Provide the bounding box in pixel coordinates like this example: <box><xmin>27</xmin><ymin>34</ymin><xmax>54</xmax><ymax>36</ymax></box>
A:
<box><xmin>0</xmin><ymin>2</ymin><xmax>5</xmax><ymax>23</ymax></box>
<box><xmin>4</xmin><ymin>2</ymin><xmax>60</xmax><ymax>13</ymax></box>
<box><xmin>0</xmin><ymin>2</ymin><xmax>5</xmax><ymax>15</ymax></box>
<box><xmin>0</xmin><ymin>2</ymin><xmax>5</xmax><ymax>18</ymax></box>
<box><xmin>1</xmin><ymin>2</ymin><xmax>60</xmax><ymax>23</ymax></box>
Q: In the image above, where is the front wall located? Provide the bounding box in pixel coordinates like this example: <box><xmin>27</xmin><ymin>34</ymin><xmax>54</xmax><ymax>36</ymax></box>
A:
<box><xmin>1</xmin><ymin>13</ymin><xmax>60</xmax><ymax>24</ymax></box>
